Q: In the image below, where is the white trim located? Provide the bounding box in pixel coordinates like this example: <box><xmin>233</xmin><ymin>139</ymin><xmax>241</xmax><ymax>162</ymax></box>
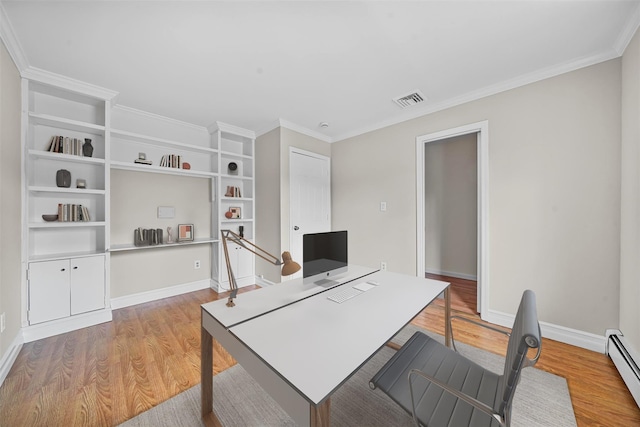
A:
<box><xmin>416</xmin><ymin>121</ymin><xmax>489</xmax><ymax>317</ymax></box>
<box><xmin>256</xmin><ymin>276</ymin><xmax>277</xmax><ymax>287</ymax></box>
<box><xmin>424</xmin><ymin>269</ymin><xmax>477</xmax><ymax>282</ymax></box>
<box><xmin>208</xmin><ymin>121</ymin><xmax>256</xmax><ymax>139</ymax></box>
<box><xmin>110</xmin><ymin>279</ymin><xmax>211</xmax><ymax>310</ymax></box>
<box><xmin>22</xmin><ymin>309</ymin><xmax>112</xmax><ymax>343</ymax></box>
<box><xmin>21</xmin><ymin>66</ymin><xmax>118</xmax><ymax>101</ymax></box>
<box><xmin>113</xmin><ymin>104</ymin><xmax>207</xmax><ymax>133</ymax></box>
<box><xmin>0</xmin><ymin>2</ymin><xmax>28</xmax><ymax>71</ymax></box>
<box><xmin>614</xmin><ymin>1</ymin><xmax>640</xmax><ymax>55</ymax></box>
<box><xmin>483</xmin><ymin>309</ymin><xmax>607</xmax><ymax>354</ymax></box>
<box><xmin>257</xmin><ymin>119</ymin><xmax>333</xmax><ymax>143</ymax></box>
<box><xmin>0</xmin><ymin>332</ymin><xmax>24</xmax><ymax>387</ymax></box>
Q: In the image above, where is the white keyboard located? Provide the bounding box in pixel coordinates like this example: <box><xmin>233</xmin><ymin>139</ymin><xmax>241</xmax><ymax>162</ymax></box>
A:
<box><xmin>327</xmin><ymin>287</ymin><xmax>363</xmax><ymax>304</ymax></box>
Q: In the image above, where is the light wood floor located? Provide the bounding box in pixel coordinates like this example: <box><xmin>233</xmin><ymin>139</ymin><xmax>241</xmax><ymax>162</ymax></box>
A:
<box><xmin>0</xmin><ymin>278</ymin><xmax>638</xmax><ymax>426</ymax></box>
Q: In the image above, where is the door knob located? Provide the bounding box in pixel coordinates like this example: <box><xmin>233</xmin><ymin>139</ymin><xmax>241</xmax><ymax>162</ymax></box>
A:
<box><xmin>293</xmin><ymin>226</ymin><xmax>299</xmax><ymax>231</ymax></box>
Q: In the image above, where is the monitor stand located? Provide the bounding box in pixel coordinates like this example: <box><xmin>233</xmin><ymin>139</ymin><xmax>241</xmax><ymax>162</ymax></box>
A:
<box><xmin>314</xmin><ymin>278</ymin><xmax>340</xmax><ymax>287</ymax></box>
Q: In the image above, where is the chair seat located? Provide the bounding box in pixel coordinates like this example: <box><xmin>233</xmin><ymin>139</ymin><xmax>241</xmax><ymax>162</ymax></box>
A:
<box><xmin>371</xmin><ymin>331</ymin><xmax>501</xmax><ymax>427</ymax></box>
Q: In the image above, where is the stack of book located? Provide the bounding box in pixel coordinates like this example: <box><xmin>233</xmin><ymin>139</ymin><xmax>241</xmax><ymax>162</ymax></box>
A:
<box><xmin>160</xmin><ymin>154</ymin><xmax>183</xmax><ymax>168</ymax></box>
<box><xmin>225</xmin><ymin>186</ymin><xmax>242</xmax><ymax>197</ymax></box>
<box><xmin>47</xmin><ymin>135</ymin><xmax>86</xmax><ymax>156</ymax></box>
<box><xmin>57</xmin><ymin>204</ymin><xmax>91</xmax><ymax>222</ymax></box>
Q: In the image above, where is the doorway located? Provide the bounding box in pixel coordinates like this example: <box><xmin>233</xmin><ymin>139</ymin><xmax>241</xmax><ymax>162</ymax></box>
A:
<box><xmin>416</xmin><ymin>121</ymin><xmax>489</xmax><ymax>316</ymax></box>
<box><xmin>289</xmin><ymin>148</ymin><xmax>331</xmax><ymax>278</ymax></box>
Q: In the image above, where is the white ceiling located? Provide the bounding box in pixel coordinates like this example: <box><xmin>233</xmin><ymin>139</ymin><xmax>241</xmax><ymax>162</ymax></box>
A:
<box><xmin>2</xmin><ymin>1</ymin><xmax>639</xmax><ymax>141</ymax></box>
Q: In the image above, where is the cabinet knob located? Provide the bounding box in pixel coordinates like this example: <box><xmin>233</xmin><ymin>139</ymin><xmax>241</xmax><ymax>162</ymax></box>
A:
<box><xmin>61</xmin><ymin>268</ymin><xmax>66</xmax><ymax>272</ymax></box>
<box><xmin>73</xmin><ymin>266</ymin><xmax>78</xmax><ymax>270</ymax></box>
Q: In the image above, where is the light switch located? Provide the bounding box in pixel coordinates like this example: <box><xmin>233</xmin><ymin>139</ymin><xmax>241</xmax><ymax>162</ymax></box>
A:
<box><xmin>380</xmin><ymin>202</ymin><xmax>387</xmax><ymax>212</ymax></box>
<box><xmin>157</xmin><ymin>206</ymin><xmax>175</xmax><ymax>218</ymax></box>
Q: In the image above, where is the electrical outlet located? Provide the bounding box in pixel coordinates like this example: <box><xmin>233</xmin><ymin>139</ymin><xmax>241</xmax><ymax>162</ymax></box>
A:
<box><xmin>380</xmin><ymin>201</ymin><xmax>387</xmax><ymax>212</ymax></box>
<box><xmin>1</xmin><ymin>313</ymin><xmax>5</xmax><ymax>333</ymax></box>
<box><xmin>380</xmin><ymin>262</ymin><xmax>387</xmax><ymax>271</ymax></box>
<box><xmin>194</xmin><ymin>260</ymin><xmax>201</xmax><ymax>269</ymax></box>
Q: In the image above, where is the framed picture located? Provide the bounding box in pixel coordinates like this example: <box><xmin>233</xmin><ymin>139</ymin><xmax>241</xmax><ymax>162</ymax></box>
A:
<box><xmin>229</xmin><ymin>207</ymin><xmax>241</xmax><ymax>219</ymax></box>
<box><xmin>178</xmin><ymin>224</ymin><xmax>194</xmax><ymax>241</ymax></box>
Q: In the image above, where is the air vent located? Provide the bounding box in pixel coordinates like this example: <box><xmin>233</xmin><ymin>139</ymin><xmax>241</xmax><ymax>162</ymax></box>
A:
<box><xmin>393</xmin><ymin>90</ymin><xmax>426</xmax><ymax>108</ymax></box>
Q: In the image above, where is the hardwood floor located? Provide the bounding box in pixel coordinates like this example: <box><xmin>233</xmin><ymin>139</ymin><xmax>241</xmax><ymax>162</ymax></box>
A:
<box><xmin>0</xmin><ymin>279</ymin><xmax>638</xmax><ymax>426</ymax></box>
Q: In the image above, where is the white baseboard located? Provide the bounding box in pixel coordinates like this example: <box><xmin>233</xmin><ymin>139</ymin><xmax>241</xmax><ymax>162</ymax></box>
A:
<box><xmin>483</xmin><ymin>309</ymin><xmax>607</xmax><ymax>354</ymax></box>
<box><xmin>22</xmin><ymin>309</ymin><xmax>113</xmax><ymax>343</ymax></box>
<box><xmin>255</xmin><ymin>276</ymin><xmax>276</xmax><ymax>287</ymax></box>
<box><xmin>0</xmin><ymin>332</ymin><xmax>24</xmax><ymax>387</ymax></box>
<box><xmin>424</xmin><ymin>269</ymin><xmax>477</xmax><ymax>281</ymax></box>
<box><xmin>111</xmin><ymin>279</ymin><xmax>211</xmax><ymax>310</ymax></box>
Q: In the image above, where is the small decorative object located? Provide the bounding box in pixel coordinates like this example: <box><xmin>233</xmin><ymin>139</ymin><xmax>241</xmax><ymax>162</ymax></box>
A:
<box><xmin>167</xmin><ymin>226</ymin><xmax>174</xmax><ymax>243</ymax></box>
<box><xmin>225</xmin><ymin>211</ymin><xmax>233</xmax><ymax>219</ymax></box>
<box><xmin>56</xmin><ymin>169</ymin><xmax>71</xmax><ymax>187</ymax></box>
<box><xmin>76</xmin><ymin>179</ymin><xmax>86</xmax><ymax>189</ymax></box>
<box><xmin>239</xmin><ymin>225</ymin><xmax>244</xmax><ymax>238</ymax></box>
<box><xmin>228</xmin><ymin>162</ymin><xmax>238</xmax><ymax>175</ymax></box>
<box><xmin>135</xmin><ymin>152</ymin><xmax>152</xmax><ymax>165</ymax></box>
<box><xmin>42</xmin><ymin>214</ymin><xmax>58</xmax><ymax>222</ymax></box>
<box><xmin>178</xmin><ymin>224</ymin><xmax>194</xmax><ymax>241</ymax></box>
<box><xmin>229</xmin><ymin>207</ymin><xmax>241</xmax><ymax>219</ymax></box>
<box><xmin>182</xmin><ymin>162</ymin><xmax>191</xmax><ymax>170</ymax></box>
<box><xmin>82</xmin><ymin>138</ymin><xmax>93</xmax><ymax>157</ymax></box>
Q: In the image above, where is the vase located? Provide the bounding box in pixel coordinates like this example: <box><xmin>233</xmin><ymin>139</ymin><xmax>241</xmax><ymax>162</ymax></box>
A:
<box><xmin>83</xmin><ymin>138</ymin><xmax>93</xmax><ymax>157</ymax></box>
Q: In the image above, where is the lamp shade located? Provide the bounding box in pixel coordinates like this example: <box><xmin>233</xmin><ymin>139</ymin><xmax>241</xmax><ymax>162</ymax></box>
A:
<box><xmin>281</xmin><ymin>251</ymin><xmax>301</xmax><ymax>276</ymax></box>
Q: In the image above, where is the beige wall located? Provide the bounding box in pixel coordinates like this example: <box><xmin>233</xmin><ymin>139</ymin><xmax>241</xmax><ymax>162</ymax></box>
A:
<box><xmin>110</xmin><ymin>170</ymin><xmax>212</xmax><ymax>298</ymax></box>
<box><xmin>424</xmin><ymin>133</ymin><xmax>477</xmax><ymax>278</ymax></box>
<box><xmin>0</xmin><ymin>40</ymin><xmax>22</xmax><ymax>357</ymax></box>
<box><xmin>333</xmin><ymin>59</ymin><xmax>621</xmax><ymax>335</ymax></box>
<box><xmin>254</xmin><ymin>126</ymin><xmax>331</xmax><ymax>283</ymax></box>
<box><xmin>620</xmin><ymin>28</ymin><xmax>640</xmax><ymax>354</ymax></box>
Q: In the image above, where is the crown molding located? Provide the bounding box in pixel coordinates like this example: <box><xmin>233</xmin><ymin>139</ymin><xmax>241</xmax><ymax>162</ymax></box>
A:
<box><xmin>614</xmin><ymin>1</ymin><xmax>640</xmax><ymax>55</ymax></box>
<box><xmin>21</xmin><ymin>66</ymin><xmax>118</xmax><ymax>101</ymax></box>
<box><xmin>113</xmin><ymin>104</ymin><xmax>208</xmax><ymax>133</ymax></box>
<box><xmin>274</xmin><ymin>119</ymin><xmax>333</xmax><ymax>143</ymax></box>
<box><xmin>207</xmin><ymin>121</ymin><xmax>256</xmax><ymax>139</ymax></box>
<box><xmin>0</xmin><ymin>2</ymin><xmax>28</xmax><ymax>71</ymax></box>
<box><xmin>334</xmin><ymin>49</ymin><xmax>621</xmax><ymax>142</ymax></box>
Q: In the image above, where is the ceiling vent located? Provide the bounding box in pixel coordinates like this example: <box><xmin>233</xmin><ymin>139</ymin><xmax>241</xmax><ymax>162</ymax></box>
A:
<box><xmin>393</xmin><ymin>90</ymin><xmax>426</xmax><ymax>108</ymax></box>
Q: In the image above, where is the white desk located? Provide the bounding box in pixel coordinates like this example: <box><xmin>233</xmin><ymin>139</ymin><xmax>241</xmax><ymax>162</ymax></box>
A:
<box><xmin>201</xmin><ymin>266</ymin><xmax>450</xmax><ymax>427</ymax></box>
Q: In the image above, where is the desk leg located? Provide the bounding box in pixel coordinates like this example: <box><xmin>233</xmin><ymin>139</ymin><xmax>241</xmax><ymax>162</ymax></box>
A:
<box><xmin>201</xmin><ymin>325</ymin><xmax>213</xmax><ymax>418</ymax></box>
<box><xmin>444</xmin><ymin>286</ymin><xmax>452</xmax><ymax>348</ymax></box>
<box><xmin>311</xmin><ymin>398</ymin><xmax>330</xmax><ymax>427</ymax></box>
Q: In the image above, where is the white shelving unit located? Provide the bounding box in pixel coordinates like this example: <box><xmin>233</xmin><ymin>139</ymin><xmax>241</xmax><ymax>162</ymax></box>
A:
<box><xmin>210</xmin><ymin>122</ymin><xmax>256</xmax><ymax>290</ymax></box>
<box><xmin>22</xmin><ymin>77</ymin><xmax>115</xmax><ymax>329</ymax></box>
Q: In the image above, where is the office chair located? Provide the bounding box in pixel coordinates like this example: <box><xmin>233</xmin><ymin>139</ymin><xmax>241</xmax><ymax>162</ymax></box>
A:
<box><xmin>370</xmin><ymin>290</ymin><xmax>541</xmax><ymax>427</ymax></box>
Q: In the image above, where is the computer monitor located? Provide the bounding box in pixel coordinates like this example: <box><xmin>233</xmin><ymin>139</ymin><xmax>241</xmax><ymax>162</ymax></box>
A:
<box><xmin>302</xmin><ymin>230</ymin><xmax>348</xmax><ymax>285</ymax></box>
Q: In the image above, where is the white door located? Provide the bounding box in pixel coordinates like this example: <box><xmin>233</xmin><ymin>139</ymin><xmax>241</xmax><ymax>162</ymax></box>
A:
<box><xmin>70</xmin><ymin>255</ymin><xmax>105</xmax><ymax>315</ymax></box>
<box><xmin>289</xmin><ymin>149</ymin><xmax>331</xmax><ymax>277</ymax></box>
<box><xmin>28</xmin><ymin>259</ymin><xmax>71</xmax><ymax>324</ymax></box>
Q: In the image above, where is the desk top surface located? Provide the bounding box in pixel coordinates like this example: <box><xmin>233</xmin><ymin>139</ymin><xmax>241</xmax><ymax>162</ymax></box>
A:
<box><xmin>202</xmin><ymin>266</ymin><xmax>449</xmax><ymax>405</ymax></box>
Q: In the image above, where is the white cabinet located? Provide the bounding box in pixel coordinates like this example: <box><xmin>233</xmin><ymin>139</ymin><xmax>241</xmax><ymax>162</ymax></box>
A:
<box><xmin>28</xmin><ymin>255</ymin><xmax>105</xmax><ymax>325</ymax></box>
<box><xmin>223</xmin><ymin>242</ymin><xmax>256</xmax><ymax>285</ymax></box>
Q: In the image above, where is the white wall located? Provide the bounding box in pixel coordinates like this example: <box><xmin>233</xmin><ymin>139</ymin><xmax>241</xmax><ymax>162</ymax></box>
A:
<box><xmin>0</xmin><ymin>39</ymin><xmax>22</xmax><ymax>362</ymax></box>
<box><xmin>333</xmin><ymin>59</ymin><xmax>621</xmax><ymax>336</ymax></box>
<box><xmin>620</xmin><ymin>27</ymin><xmax>640</xmax><ymax>356</ymax></box>
<box><xmin>424</xmin><ymin>133</ymin><xmax>477</xmax><ymax>278</ymax></box>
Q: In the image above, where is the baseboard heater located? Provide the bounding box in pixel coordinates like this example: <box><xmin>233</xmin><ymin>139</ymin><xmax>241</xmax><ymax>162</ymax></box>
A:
<box><xmin>606</xmin><ymin>330</ymin><xmax>640</xmax><ymax>407</ymax></box>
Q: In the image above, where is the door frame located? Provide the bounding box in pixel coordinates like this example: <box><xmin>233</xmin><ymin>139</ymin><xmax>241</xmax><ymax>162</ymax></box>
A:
<box><xmin>416</xmin><ymin>121</ymin><xmax>489</xmax><ymax>317</ymax></box>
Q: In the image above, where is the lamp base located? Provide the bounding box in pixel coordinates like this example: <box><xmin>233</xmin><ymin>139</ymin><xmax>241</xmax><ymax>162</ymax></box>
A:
<box><xmin>226</xmin><ymin>297</ymin><xmax>235</xmax><ymax>307</ymax></box>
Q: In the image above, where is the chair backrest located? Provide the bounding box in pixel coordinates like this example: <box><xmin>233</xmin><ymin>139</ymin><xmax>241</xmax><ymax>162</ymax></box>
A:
<box><xmin>497</xmin><ymin>289</ymin><xmax>541</xmax><ymax>416</ymax></box>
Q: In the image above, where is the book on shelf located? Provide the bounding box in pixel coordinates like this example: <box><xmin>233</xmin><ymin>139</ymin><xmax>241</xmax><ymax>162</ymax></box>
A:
<box><xmin>160</xmin><ymin>154</ymin><xmax>183</xmax><ymax>169</ymax></box>
<box><xmin>56</xmin><ymin>203</ymin><xmax>91</xmax><ymax>222</ymax></box>
<box><xmin>47</xmin><ymin>135</ymin><xmax>87</xmax><ymax>157</ymax></box>
<box><xmin>225</xmin><ymin>186</ymin><xmax>242</xmax><ymax>197</ymax></box>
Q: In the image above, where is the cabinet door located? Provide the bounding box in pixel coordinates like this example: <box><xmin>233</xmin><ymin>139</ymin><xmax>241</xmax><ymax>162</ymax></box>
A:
<box><xmin>235</xmin><ymin>244</ymin><xmax>254</xmax><ymax>280</ymax></box>
<box><xmin>29</xmin><ymin>260</ymin><xmax>71</xmax><ymax>325</ymax></box>
<box><xmin>70</xmin><ymin>255</ymin><xmax>105</xmax><ymax>315</ymax></box>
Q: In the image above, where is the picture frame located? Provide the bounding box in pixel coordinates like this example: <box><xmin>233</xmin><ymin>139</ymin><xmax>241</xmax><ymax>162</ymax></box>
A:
<box><xmin>229</xmin><ymin>207</ymin><xmax>241</xmax><ymax>219</ymax></box>
<box><xmin>178</xmin><ymin>224</ymin><xmax>194</xmax><ymax>241</ymax></box>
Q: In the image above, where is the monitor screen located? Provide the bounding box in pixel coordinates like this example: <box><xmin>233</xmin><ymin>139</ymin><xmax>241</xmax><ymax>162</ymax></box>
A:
<box><xmin>303</xmin><ymin>231</ymin><xmax>348</xmax><ymax>283</ymax></box>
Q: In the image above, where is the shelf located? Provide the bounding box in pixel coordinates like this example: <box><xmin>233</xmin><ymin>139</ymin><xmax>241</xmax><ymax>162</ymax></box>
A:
<box><xmin>221</xmin><ymin>219</ymin><xmax>254</xmax><ymax>224</ymax></box>
<box><xmin>29</xmin><ymin>221</ymin><xmax>106</xmax><ymax>229</ymax></box>
<box><xmin>110</xmin><ymin>160</ymin><xmax>217</xmax><ymax>178</ymax></box>
<box><xmin>29</xmin><ymin>186</ymin><xmax>105</xmax><ymax>195</ymax></box>
<box><xmin>111</xmin><ymin>128</ymin><xmax>218</xmax><ymax>155</ymax></box>
<box><xmin>221</xmin><ymin>197</ymin><xmax>253</xmax><ymax>202</ymax></box>
<box><xmin>29</xmin><ymin>149</ymin><xmax>106</xmax><ymax>165</ymax></box>
<box><xmin>29</xmin><ymin>112</ymin><xmax>106</xmax><ymax>135</ymax></box>
<box><xmin>220</xmin><ymin>173</ymin><xmax>253</xmax><ymax>181</ymax></box>
<box><xmin>109</xmin><ymin>238</ymin><xmax>219</xmax><ymax>252</ymax></box>
<box><xmin>220</xmin><ymin>150</ymin><xmax>252</xmax><ymax>160</ymax></box>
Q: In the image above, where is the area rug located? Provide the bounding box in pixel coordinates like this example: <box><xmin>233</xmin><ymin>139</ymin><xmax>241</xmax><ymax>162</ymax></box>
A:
<box><xmin>119</xmin><ymin>325</ymin><xmax>577</xmax><ymax>426</ymax></box>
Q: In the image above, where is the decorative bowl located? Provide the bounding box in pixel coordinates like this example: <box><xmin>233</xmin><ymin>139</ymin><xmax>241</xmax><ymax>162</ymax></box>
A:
<box><xmin>42</xmin><ymin>214</ymin><xmax>59</xmax><ymax>222</ymax></box>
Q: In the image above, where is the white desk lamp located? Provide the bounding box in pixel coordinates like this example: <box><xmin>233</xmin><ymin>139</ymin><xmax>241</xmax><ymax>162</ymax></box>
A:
<box><xmin>221</xmin><ymin>229</ymin><xmax>301</xmax><ymax>307</ymax></box>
